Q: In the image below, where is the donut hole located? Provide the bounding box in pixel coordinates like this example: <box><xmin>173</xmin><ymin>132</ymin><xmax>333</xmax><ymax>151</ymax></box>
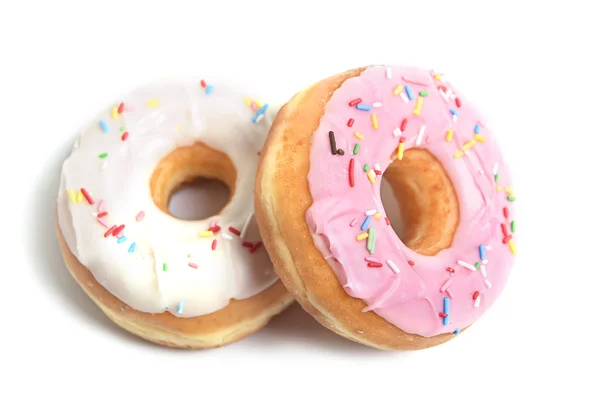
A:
<box><xmin>381</xmin><ymin>148</ymin><xmax>459</xmax><ymax>256</ymax></box>
<box><xmin>150</xmin><ymin>142</ymin><xmax>237</xmax><ymax>220</ymax></box>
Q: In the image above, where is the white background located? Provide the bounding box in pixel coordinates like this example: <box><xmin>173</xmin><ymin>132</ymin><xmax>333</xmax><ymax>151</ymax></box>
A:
<box><xmin>1</xmin><ymin>1</ymin><xmax>598</xmax><ymax>398</ymax></box>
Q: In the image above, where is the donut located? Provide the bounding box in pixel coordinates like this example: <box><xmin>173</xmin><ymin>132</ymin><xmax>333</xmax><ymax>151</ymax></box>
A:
<box><xmin>255</xmin><ymin>65</ymin><xmax>516</xmax><ymax>350</ymax></box>
<box><xmin>56</xmin><ymin>78</ymin><xmax>294</xmax><ymax>348</ymax></box>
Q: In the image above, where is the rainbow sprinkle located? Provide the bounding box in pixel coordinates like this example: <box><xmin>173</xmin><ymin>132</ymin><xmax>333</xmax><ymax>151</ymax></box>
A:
<box><xmin>356</xmin><ymin>104</ymin><xmax>372</xmax><ymax>111</ymax></box>
<box><xmin>99</xmin><ymin>120</ymin><xmax>108</xmax><ymax>133</ymax></box>
<box><xmin>405</xmin><ymin>85</ymin><xmax>414</xmax><ymax>100</ymax></box>
<box><xmin>146</xmin><ymin>99</ymin><xmax>160</xmax><ymax>107</ymax></box>
<box><xmin>367</xmin><ymin>227</ymin><xmax>376</xmax><ymax>254</ymax></box>
<box><xmin>443</xmin><ymin>297</ymin><xmax>450</xmax><ymax>325</ymax></box>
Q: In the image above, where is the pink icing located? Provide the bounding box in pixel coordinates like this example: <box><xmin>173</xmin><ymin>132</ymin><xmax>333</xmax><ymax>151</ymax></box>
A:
<box><xmin>305</xmin><ymin>65</ymin><xmax>516</xmax><ymax>337</ymax></box>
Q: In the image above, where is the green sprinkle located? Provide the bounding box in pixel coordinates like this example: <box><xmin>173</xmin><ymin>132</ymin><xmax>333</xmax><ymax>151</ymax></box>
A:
<box><xmin>99</xmin><ymin>152</ymin><xmax>108</xmax><ymax>159</ymax></box>
<box><xmin>363</xmin><ymin>164</ymin><xmax>369</xmax><ymax>172</ymax></box>
<box><xmin>507</xmin><ymin>195</ymin><xmax>516</xmax><ymax>201</ymax></box>
<box><xmin>187</xmin><ymin>254</ymin><xmax>191</xmax><ymax>258</ymax></box>
<box><xmin>162</xmin><ymin>263</ymin><xmax>167</xmax><ymax>271</ymax></box>
<box><xmin>353</xmin><ymin>143</ymin><xmax>360</xmax><ymax>155</ymax></box>
<box><xmin>419</xmin><ymin>91</ymin><xmax>429</xmax><ymax>97</ymax></box>
<box><xmin>475</xmin><ymin>262</ymin><xmax>481</xmax><ymax>269</ymax></box>
<box><xmin>120</xmin><ymin>126</ymin><xmax>125</xmax><ymax>132</ymax></box>
<box><xmin>494</xmin><ymin>174</ymin><xmax>499</xmax><ymax>182</ymax></box>
<box><xmin>367</xmin><ymin>227</ymin><xmax>376</xmax><ymax>254</ymax></box>
<box><xmin>511</xmin><ymin>220</ymin><xmax>516</xmax><ymax>233</ymax></box>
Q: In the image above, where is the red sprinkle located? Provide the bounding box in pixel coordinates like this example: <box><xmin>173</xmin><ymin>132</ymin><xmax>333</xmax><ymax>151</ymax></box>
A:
<box><xmin>188</xmin><ymin>262</ymin><xmax>198</xmax><ymax>269</ymax></box>
<box><xmin>349</xmin><ymin>158</ymin><xmax>355</xmax><ymax>187</ymax></box>
<box><xmin>211</xmin><ymin>239</ymin><xmax>217</xmax><ymax>251</ymax></box>
<box><xmin>439</xmin><ymin>312</ymin><xmax>448</xmax><ymax>318</ymax></box>
<box><xmin>503</xmin><ymin>207</ymin><xmax>509</xmax><ymax>219</ymax></box>
<box><xmin>374</xmin><ymin>170</ymin><xmax>382</xmax><ymax>175</ymax></box>
<box><xmin>250</xmin><ymin>242</ymin><xmax>262</xmax><ymax>253</ymax></box>
<box><xmin>113</xmin><ymin>224</ymin><xmax>125</xmax><ymax>236</ymax></box>
<box><xmin>399</xmin><ymin>136</ymin><xmax>406</xmax><ymax>143</ymax></box>
<box><xmin>347</xmin><ymin>118</ymin><xmax>355</xmax><ymax>127</ymax></box>
<box><xmin>367</xmin><ymin>262</ymin><xmax>383</xmax><ymax>268</ymax></box>
<box><xmin>455</xmin><ymin>98</ymin><xmax>462</xmax><ymax>108</ymax></box>
<box><xmin>501</xmin><ymin>223</ymin><xmax>508</xmax><ymax>237</ymax></box>
<box><xmin>408</xmin><ymin>260</ymin><xmax>415</xmax><ymax>266</ymax></box>
<box><xmin>229</xmin><ymin>227</ymin><xmax>241</xmax><ymax>236</ymax></box>
<box><xmin>473</xmin><ymin>291</ymin><xmax>480</xmax><ymax>300</ymax></box>
<box><xmin>400</xmin><ymin>118</ymin><xmax>408</xmax><ymax>131</ymax></box>
<box><xmin>385</xmin><ymin>217</ymin><xmax>391</xmax><ymax>226</ymax></box>
<box><xmin>242</xmin><ymin>241</ymin><xmax>253</xmax><ymax>248</ymax></box>
<box><xmin>200</xmin><ymin>80</ymin><xmax>207</xmax><ymax>88</ymax></box>
<box><xmin>438</xmin><ymin>85</ymin><xmax>447</xmax><ymax>93</ymax></box>
<box><xmin>104</xmin><ymin>225</ymin><xmax>117</xmax><ymax>238</ymax></box>
<box><xmin>80</xmin><ymin>188</ymin><xmax>94</xmax><ymax>205</ymax></box>
<box><xmin>502</xmin><ymin>234</ymin><xmax>513</xmax><ymax>244</ymax></box>
<box><xmin>446</xmin><ymin>267</ymin><xmax>455</xmax><ymax>273</ymax></box>
<box><xmin>349</xmin><ymin>98</ymin><xmax>362</xmax><ymax>106</ymax></box>
<box><xmin>121</xmin><ymin>131</ymin><xmax>129</xmax><ymax>141</ymax></box>
<box><xmin>118</xmin><ymin>102</ymin><xmax>125</xmax><ymax>114</ymax></box>
<box><xmin>97</xmin><ymin>212</ymin><xmax>108</xmax><ymax>218</ymax></box>
<box><xmin>208</xmin><ymin>225</ymin><xmax>221</xmax><ymax>233</ymax></box>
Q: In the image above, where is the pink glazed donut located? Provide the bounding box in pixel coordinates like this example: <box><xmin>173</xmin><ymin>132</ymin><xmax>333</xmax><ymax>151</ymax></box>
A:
<box><xmin>255</xmin><ymin>65</ymin><xmax>517</xmax><ymax>350</ymax></box>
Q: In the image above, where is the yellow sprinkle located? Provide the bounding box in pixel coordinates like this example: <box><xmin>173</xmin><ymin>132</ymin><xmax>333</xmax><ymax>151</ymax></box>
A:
<box><xmin>505</xmin><ymin>187</ymin><xmax>514</xmax><ymax>195</ymax></box>
<box><xmin>434</xmin><ymin>74</ymin><xmax>441</xmax><ymax>81</ymax></box>
<box><xmin>244</xmin><ymin>97</ymin><xmax>252</xmax><ymax>106</ymax></box>
<box><xmin>393</xmin><ymin>85</ymin><xmax>404</xmax><ymax>95</ymax></box>
<box><xmin>374</xmin><ymin>213</ymin><xmax>382</xmax><ymax>220</ymax></box>
<box><xmin>508</xmin><ymin>239</ymin><xmax>517</xmax><ymax>255</ymax></box>
<box><xmin>413</xmin><ymin>97</ymin><xmax>423</xmax><ymax>116</ymax></box>
<box><xmin>446</xmin><ymin>129</ymin><xmax>454</xmax><ymax>142</ymax></box>
<box><xmin>199</xmin><ymin>231</ymin><xmax>214</xmax><ymax>237</ymax></box>
<box><xmin>254</xmin><ymin>99</ymin><xmax>264</xmax><ymax>108</ymax></box>
<box><xmin>354</xmin><ymin>131</ymin><xmax>364</xmax><ymax>140</ymax></box>
<box><xmin>68</xmin><ymin>189</ymin><xmax>76</xmax><ymax>203</ymax></box>
<box><xmin>111</xmin><ymin>107</ymin><xmax>119</xmax><ymax>119</ymax></box>
<box><xmin>356</xmin><ymin>233</ymin><xmax>369</xmax><ymax>241</ymax></box>
<box><xmin>496</xmin><ymin>185</ymin><xmax>503</xmax><ymax>192</ymax></box>
<box><xmin>462</xmin><ymin>140</ymin><xmax>477</xmax><ymax>150</ymax></box>
<box><xmin>76</xmin><ymin>191</ymin><xmax>83</xmax><ymax>203</ymax></box>
<box><xmin>474</xmin><ymin>134</ymin><xmax>486</xmax><ymax>143</ymax></box>
<box><xmin>397</xmin><ymin>142</ymin><xmax>404</xmax><ymax>160</ymax></box>
<box><xmin>146</xmin><ymin>99</ymin><xmax>160</xmax><ymax>107</ymax></box>
<box><xmin>371</xmin><ymin>114</ymin><xmax>379</xmax><ymax>130</ymax></box>
<box><xmin>454</xmin><ymin>151</ymin><xmax>464</xmax><ymax>159</ymax></box>
<box><xmin>367</xmin><ymin>170</ymin><xmax>376</xmax><ymax>184</ymax></box>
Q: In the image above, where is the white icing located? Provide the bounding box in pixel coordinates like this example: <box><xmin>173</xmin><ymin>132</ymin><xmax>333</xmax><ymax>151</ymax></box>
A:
<box><xmin>57</xmin><ymin>79</ymin><xmax>280</xmax><ymax>317</ymax></box>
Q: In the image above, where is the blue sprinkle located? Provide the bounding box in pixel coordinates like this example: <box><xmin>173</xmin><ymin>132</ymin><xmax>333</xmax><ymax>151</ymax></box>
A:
<box><xmin>99</xmin><ymin>120</ymin><xmax>108</xmax><ymax>133</ymax></box>
<box><xmin>450</xmin><ymin>108</ymin><xmax>458</xmax><ymax>116</ymax></box>
<box><xmin>176</xmin><ymin>300</ymin><xmax>185</xmax><ymax>314</ymax></box>
<box><xmin>479</xmin><ymin>244</ymin><xmax>486</xmax><ymax>260</ymax></box>
<box><xmin>405</xmin><ymin>85</ymin><xmax>414</xmax><ymax>100</ymax></box>
<box><xmin>117</xmin><ymin>236</ymin><xmax>127</xmax><ymax>244</ymax></box>
<box><xmin>475</xmin><ymin>123</ymin><xmax>481</xmax><ymax>133</ymax></box>
<box><xmin>205</xmin><ymin>85</ymin><xmax>214</xmax><ymax>95</ymax></box>
<box><xmin>252</xmin><ymin>104</ymin><xmax>269</xmax><ymax>123</ymax></box>
<box><xmin>453</xmin><ymin>329</ymin><xmax>461</xmax><ymax>335</ymax></box>
<box><xmin>356</xmin><ymin>104</ymin><xmax>372</xmax><ymax>111</ymax></box>
<box><xmin>128</xmin><ymin>242</ymin><xmax>136</xmax><ymax>253</ymax></box>
<box><xmin>443</xmin><ymin>297</ymin><xmax>450</xmax><ymax>326</ymax></box>
<box><xmin>360</xmin><ymin>216</ymin><xmax>372</xmax><ymax>231</ymax></box>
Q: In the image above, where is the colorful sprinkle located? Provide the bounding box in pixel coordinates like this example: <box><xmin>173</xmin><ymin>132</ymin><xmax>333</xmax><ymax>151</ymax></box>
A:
<box><xmin>462</xmin><ymin>140</ymin><xmax>477</xmax><ymax>150</ymax></box>
<box><xmin>121</xmin><ymin>131</ymin><xmax>129</xmax><ymax>141</ymax></box>
<box><xmin>450</xmin><ymin>108</ymin><xmax>458</xmax><ymax>116</ymax></box>
<box><xmin>163</xmin><ymin>263</ymin><xmax>167</xmax><ymax>271</ymax></box>
<box><xmin>76</xmin><ymin>191</ymin><xmax>83</xmax><ymax>202</ymax></box>
<box><xmin>397</xmin><ymin>142</ymin><xmax>404</xmax><ymax>160</ymax></box>
<box><xmin>453</xmin><ymin>329</ymin><xmax>461</xmax><ymax>335</ymax></box>
<box><xmin>329</xmin><ymin>131</ymin><xmax>337</xmax><ymax>155</ymax></box>
<box><xmin>479</xmin><ymin>244</ymin><xmax>486</xmax><ymax>260</ymax></box>
<box><xmin>474</xmin><ymin>124</ymin><xmax>481</xmax><ymax>133</ymax></box>
<box><xmin>419</xmin><ymin>91</ymin><xmax>429</xmax><ymax>97</ymax></box>
<box><xmin>80</xmin><ymin>188</ymin><xmax>94</xmax><ymax>205</ymax></box>
<box><xmin>413</xmin><ymin>96</ymin><xmax>423</xmax><ymax>115</ymax></box>
<box><xmin>199</xmin><ymin>231</ymin><xmax>214</xmax><ymax>237</ymax></box>
<box><xmin>353</xmin><ymin>143</ymin><xmax>360</xmax><ymax>155</ymax></box>
<box><xmin>367</xmin><ymin>169</ymin><xmax>376</xmax><ymax>184</ymax></box>
<box><xmin>250</xmin><ymin>242</ymin><xmax>262</xmax><ymax>253</ymax></box>
<box><xmin>453</xmin><ymin>151</ymin><xmax>464</xmax><ymax>159</ymax></box>
<box><xmin>354</xmin><ymin>131</ymin><xmax>364</xmax><ymax>140</ymax></box>
<box><xmin>176</xmin><ymin>300</ymin><xmax>185</xmax><ymax>314</ymax></box>
<box><xmin>188</xmin><ymin>262</ymin><xmax>198</xmax><ymax>269</ymax></box>
<box><xmin>508</xmin><ymin>239</ymin><xmax>517</xmax><ymax>254</ymax></box>
<box><xmin>385</xmin><ymin>217</ymin><xmax>391</xmax><ymax>225</ymax></box>
<box><xmin>475</xmin><ymin>262</ymin><xmax>481</xmax><ymax>269</ymax></box>
<box><xmin>118</xmin><ymin>102</ymin><xmax>124</xmax><ymax>113</ymax></box>
<box><xmin>368</xmin><ymin>262</ymin><xmax>383</xmax><ymax>268</ymax></box>
<box><xmin>392</xmin><ymin>85</ymin><xmax>404</xmax><ymax>96</ymax></box>
<box><xmin>242</xmin><ymin>241</ymin><xmax>253</xmax><ymax>248</ymax></box>
<box><xmin>111</xmin><ymin>107</ymin><xmax>119</xmax><ymax>119</ymax></box>
<box><xmin>128</xmin><ymin>243</ymin><xmax>136</xmax><ymax>253</ymax></box>
<box><xmin>356</xmin><ymin>232</ymin><xmax>369</xmax><ymax>241</ymax></box>
<box><xmin>349</xmin><ymin>98</ymin><xmax>362</xmax><ymax>106</ymax></box>
<box><xmin>97</xmin><ymin>211</ymin><xmax>107</xmax><ymax>218</ymax></box>
<box><xmin>363</xmin><ymin>164</ymin><xmax>369</xmax><ymax>172</ymax></box>
<box><xmin>367</xmin><ymin>227</ymin><xmax>376</xmax><ymax>254</ymax></box>
<box><xmin>117</xmin><ymin>236</ymin><xmax>127</xmax><ymax>244</ymax></box>
<box><xmin>446</xmin><ymin>129</ymin><xmax>454</xmax><ymax>142</ymax></box>
<box><xmin>350</xmin><ymin>218</ymin><xmax>358</xmax><ymax>227</ymax></box>
<box><xmin>96</xmin><ymin>218</ymin><xmax>108</xmax><ymax>228</ymax></box>
<box><xmin>200</xmin><ymin>80</ymin><xmax>207</xmax><ymax>88</ymax></box>
<box><xmin>455</xmin><ymin>98</ymin><xmax>462</xmax><ymax>108</ymax></box>
<box><xmin>386</xmin><ymin>259</ymin><xmax>399</xmax><ymax>273</ymax></box>
<box><xmin>371</xmin><ymin>114</ymin><xmax>379</xmax><ymax>130</ymax></box>
<box><xmin>146</xmin><ymin>99</ymin><xmax>160</xmax><ymax>107</ymax></box>
<box><xmin>205</xmin><ymin>85</ymin><xmax>214</xmax><ymax>95</ymax></box>
<box><xmin>405</xmin><ymin>85</ymin><xmax>414</xmax><ymax>100</ymax></box>
<box><xmin>502</xmin><ymin>234</ymin><xmax>513</xmax><ymax>244</ymax></box>
<box><xmin>348</xmin><ymin>158</ymin><xmax>355</xmax><ymax>187</ymax></box>
<box><xmin>99</xmin><ymin>120</ymin><xmax>108</xmax><ymax>133</ymax></box>
<box><xmin>374</xmin><ymin>213</ymin><xmax>382</xmax><ymax>219</ymax></box>
<box><xmin>113</xmin><ymin>224</ymin><xmax>125</xmax><ymax>236</ymax></box>
<box><xmin>474</xmin><ymin>134</ymin><xmax>486</xmax><ymax>142</ymax></box>
<box><xmin>507</xmin><ymin>195</ymin><xmax>516</xmax><ymax>201</ymax></box>
<box><xmin>408</xmin><ymin>260</ymin><xmax>415</xmax><ymax>266</ymax></box>
<box><xmin>229</xmin><ymin>227</ymin><xmax>241</xmax><ymax>236</ymax></box>
<box><xmin>347</xmin><ymin>118</ymin><xmax>355</xmax><ymax>127</ymax></box>
<box><xmin>511</xmin><ymin>220</ymin><xmax>516</xmax><ymax>232</ymax></box>
<box><xmin>68</xmin><ymin>189</ymin><xmax>76</xmax><ymax>203</ymax></box>
<box><xmin>104</xmin><ymin>225</ymin><xmax>117</xmax><ymax>238</ymax></box>
<box><xmin>99</xmin><ymin>152</ymin><xmax>108</xmax><ymax>159</ymax></box>
<box><xmin>494</xmin><ymin>174</ymin><xmax>499</xmax><ymax>182</ymax></box>
<box><xmin>400</xmin><ymin>118</ymin><xmax>408</xmax><ymax>132</ymax></box>
<box><xmin>356</xmin><ymin>104</ymin><xmax>372</xmax><ymax>111</ymax></box>
<box><xmin>446</xmin><ymin>267</ymin><xmax>455</xmax><ymax>273</ymax></box>
<box><xmin>361</xmin><ymin>216</ymin><xmax>372</xmax><ymax>231</ymax></box>
<box><xmin>211</xmin><ymin>239</ymin><xmax>217</xmax><ymax>251</ymax></box>
<box><xmin>443</xmin><ymin>297</ymin><xmax>450</xmax><ymax>325</ymax></box>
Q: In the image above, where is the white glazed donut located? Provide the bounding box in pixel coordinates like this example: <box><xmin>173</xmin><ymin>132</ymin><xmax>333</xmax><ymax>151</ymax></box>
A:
<box><xmin>56</xmin><ymin>78</ymin><xmax>293</xmax><ymax>348</ymax></box>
